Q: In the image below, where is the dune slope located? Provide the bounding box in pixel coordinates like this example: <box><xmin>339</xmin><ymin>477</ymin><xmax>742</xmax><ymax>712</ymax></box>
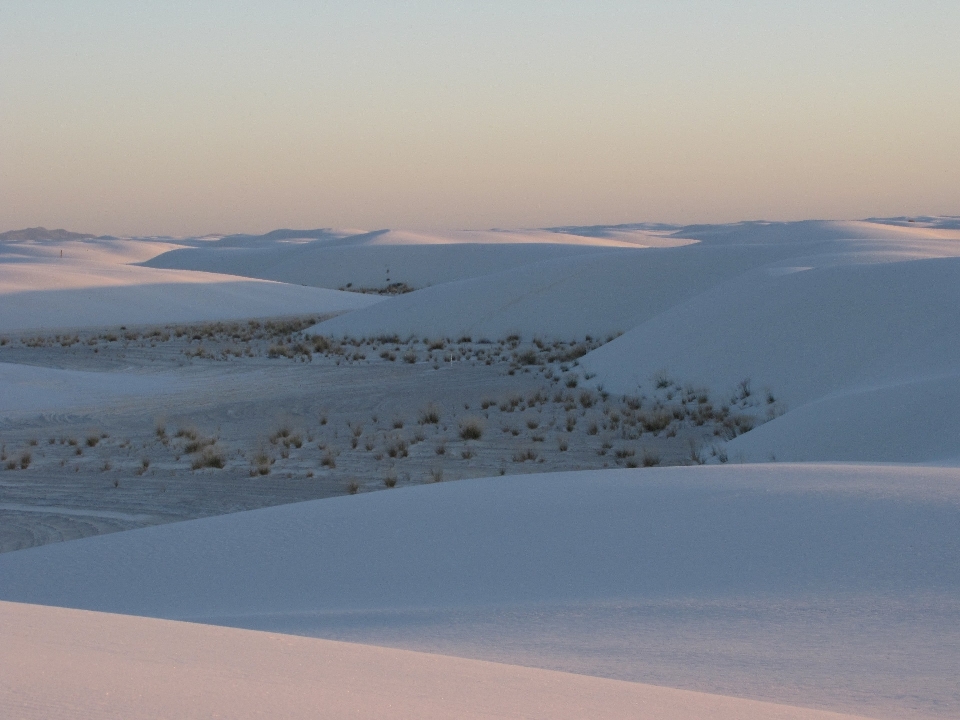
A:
<box><xmin>1</xmin><ymin>464</ymin><xmax>957</xmax><ymax>718</ymax></box>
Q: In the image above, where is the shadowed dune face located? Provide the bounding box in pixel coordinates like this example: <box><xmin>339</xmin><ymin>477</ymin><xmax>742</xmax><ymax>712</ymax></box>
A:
<box><xmin>1</xmin><ymin>464</ymin><xmax>958</xmax><ymax>719</ymax></box>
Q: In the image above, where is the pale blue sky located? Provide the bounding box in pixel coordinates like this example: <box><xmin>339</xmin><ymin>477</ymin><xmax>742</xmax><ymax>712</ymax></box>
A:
<box><xmin>2</xmin><ymin>1</ymin><xmax>958</xmax><ymax>235</ymax></box>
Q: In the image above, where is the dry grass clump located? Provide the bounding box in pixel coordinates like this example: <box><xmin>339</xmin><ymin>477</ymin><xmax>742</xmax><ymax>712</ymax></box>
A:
<box><xmin>321</xmin><ymin>447</ymin><xmax>339</xmax><ymax>467</ymax></box>
<box><xmin>251</xmin><ymin>450</ymin><xmax>271</xmax><ymax>476</ymax></box>
<box><xmin>418</xmin><ymin>404</ymin><xmax>441</xmax><ymax>425</ymax></box>
<box><xmin>459</xmin><ymin>418</ymin><xmax>483</xmax><ymax>441</ymax></box>
<box><xmin>347</xmin><ymin>479</ymin><xmax>361</xmax><ymax>494</ymax></box>
<box><xmin>641</xmin><ymin>447</ymin><xmax>661</xmax><ymax>467</ymax></box>
<box><xmin>387</xmin><ymin>439</ymin><xmax>408</xmax><ymax>458</ymax></box>
<box><xmin>512</xmin><ymin>448</ymin><xmax>538</xmax><ymax>463</ymax></box>
<box><xmin>191</xmin><ymin>447</ymin><xmax>225</xmax><ymax>470</ymax></box>
<box><xmin>85</xmin><ymin>434</ymin><xmax>100</xmax><ymax>447</ymax></box>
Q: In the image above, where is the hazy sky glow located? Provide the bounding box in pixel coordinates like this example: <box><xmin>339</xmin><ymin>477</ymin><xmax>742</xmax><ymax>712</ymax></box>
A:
<box><xmin>2</xmin><ymin>1</ymin><xmax>958</xmax><ymax>235</ymax></box>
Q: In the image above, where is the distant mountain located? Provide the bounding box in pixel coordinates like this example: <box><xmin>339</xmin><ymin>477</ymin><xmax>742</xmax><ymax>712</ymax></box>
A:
<box><xmin>214</xmin><ymin>228</ymin><xmax>350</xmax><ymax>247</ymax></box>
<box><xmin>0</xmin><ymin>227</ymin><xmax>98</xmax><ymax>242</ymax></box>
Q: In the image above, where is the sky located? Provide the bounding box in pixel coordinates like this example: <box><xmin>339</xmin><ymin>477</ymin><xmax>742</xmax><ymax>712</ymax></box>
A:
<box><xmin>1</xmin><ymin>1</ymin><xmax>958</xmax><ymax>236</ymax></box>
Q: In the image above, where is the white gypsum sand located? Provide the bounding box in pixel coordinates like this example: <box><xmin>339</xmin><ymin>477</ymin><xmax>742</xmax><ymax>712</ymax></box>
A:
<box><xmin>2</xmin><ymin>217</ymin><xmax>960</xmax><ymax>719</ymax></box>
<box><xmin>1</xmin><ymin>463</ymin><xmax>958</xmax><ymax>719</ymax></box>
<box><xmin>0</xmin><ymin>600</ymin><xmax>877</xmax><ymax>720</ymax></box>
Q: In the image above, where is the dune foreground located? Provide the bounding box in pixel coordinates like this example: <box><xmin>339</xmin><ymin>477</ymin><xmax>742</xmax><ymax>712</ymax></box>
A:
<box><xmin>2</xmin><ymin>463</ymin><xmax>958</xmax><ymax>719</ymax></box>
<box><xmin>0</xmin><ymin>601</ymin><xmax>876</xmax><ymax>720</ymax></box>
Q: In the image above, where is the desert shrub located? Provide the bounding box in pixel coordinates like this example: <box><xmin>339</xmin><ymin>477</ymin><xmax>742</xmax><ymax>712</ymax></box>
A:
<box><xmin>251</xmin><ymin>450</ymin><xmax>271</xmax><ymax>476</ymax></box>
<box><xmin>639</xmin><ymin>410</ymin><xmax>672</xmax><ymax>433</ymax></box>
<box><xmin>176</xmin><ymin>426</ymin><xmax>199</xmax><ymax>441</ymax></box>
<box><xmin>321</xmin><ymin>448</ymin><xmax>339</xmax><ymax>467</ymax></box>
<box><xmin>688</xmin><ymin>439</ymin><xmax>706</xmax><ymax>465</ymax></box>
<box><xmin>429</xmin><ymin>467</ymin><xmax>444</xmax><ymax>483</ymax></box>
<box><xmin>557</xmin><ymin>437</ymin><xmax>568</xmax><ymax>451</ymax></box>
<box><xmin>516</xmin><ymin>348</ymin><xmax>538</xmax><ymax>365</ymax></box>
<box><xmin>347</xmin><ymin>479</ymin><xmax>361</xmax><ymax>494</ymax></box>
<box><xmin>392</xmin><ymin>417</ymin><xmax>405</xmax><ymax>429</ymax></box>
<box><xmin>184</xmin><ymin>435</ymin><xmax>215</xmax><ymax>454</ymax></box>
<box><xmin>86</xmin><ymin>435</ymin><xmax>100</xmax><ymax>447</ymax></box>
<box><xmin>512</xmin><ymin>448</ymin><xmax>538</xmax><ymax>463</ymax></box>
<box><xmin>191</xmin><ymin>447</ymin><xmax>225</xmax><ymax>470</ymax></box>
<box><xmin>403</xmin><ymin>350</ymin><xmax>418</xmax><ymax>364</ymax></box>
<box><xmin>418</xmin><ymin>404</ymin><xmax>441</xmax><ymax>425</ymax></box>
<box><xmin>587</xmin><ymin>422</ymin><xmax>599</xmax><ymax>436</ymax></box>
<box><xmin>270</xmin><ymin>426</ymin><xmax>291</xmax><ymax>444</ymax></box>
<box><xmin>387</xmin><ymin>439</ymin><xmax>408</xmax><ymax>458</ymax></box>
<box><xmin>459</xmin><ymin>418</ymin><xmax>483</xmax><ymax>440</ymax></box>
<box><xmin>526</xmin><ymin>418</ymin><xmax>539</xmax><ymax>430</ymax></box>
<box><xmin>384</xmin><ymin>472</ymin><xmax>398</xmax><ymax>488</ymax></box>
<box><xmin>641</xmin><ymin>447</ymin><xmax>661</xmax><ymax>467</ymax></box>
<box><xmin>19</xmin><ymin>452</ymin><xmax>31</xmax><ymax>469</ymax></box>
<box><xmin>565</xmin><ymin>376</ymin><xmax>578</xmax><ymax>388</ymax></box>
<box><xmin>461</xmin><ymin>447</ymin><xmax>475</xmax><ymax>459</ymax></box>
<box><xmin>435</xmin><ymin>441</ymin><xmax>446</xmax><ymax>455</ymax></box>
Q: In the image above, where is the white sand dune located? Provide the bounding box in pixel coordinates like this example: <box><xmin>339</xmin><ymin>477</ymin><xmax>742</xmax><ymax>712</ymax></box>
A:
<box><xmin>142</xmin><ymin>228</ymin><xmax>659</xmax><ymax>291</ymax></box>
<box><xmin>5</xmin><ymin>218</ymin><xmax>960</xmax><ymax>718</ymax></box>
<box><xmin>575</xmin><ymin>227</ymin><xmax>960</xmax><ymax>463</ymax></box>
<box><xmin>0</xmin><ymin>601</ymin><xmax>875</xmax><ymax>720</ymax></box>
<box><xmin>307</xmin><ymin>219</ymin><xmax>960</xmax><ymax>340</ymax></box>
<box><xmin>0</xmin><ymin>236</ymin><xmax>380</xmax><ymax>333</ymax></box>
<box><xmin>2</xmin><ymin>463</ymin><xmax>957</xmax><ymax>718</ymax></box>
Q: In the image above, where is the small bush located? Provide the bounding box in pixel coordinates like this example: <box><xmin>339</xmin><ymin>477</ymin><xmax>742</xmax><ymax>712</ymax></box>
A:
<box><xmin>641</xmin><ymin>447</ymin><xmax>661</xmax><ymax>467</ymax></box>
<box><xmin>512</xmin><ymin>448</ymin><xmax>538</xmax><ymax>463</ymax></box>
<box><xmin>191</xmin><ymin>447</ymin><xmax>225</xmax><ymax>470</ymax></box>
<box><xmin>321</xmin><ymin>449</ymin><xmax>338</xmax><ymax>467</ymax></box>
<box><xmin>459</xmin><ymin>418</ymin><xmax>483</xmax><ymax>440</ymax></box>
<box><xmin>19</xmin><ymin>452</ymin><xmax>31</xmax><ymax>469</ymax></box>
<box><xmin>86</xmin><ymin>435</ymin><xmax>100</xmax><ymax>447</ymax></box>
<box><xmin>557</xmin><ymin>437</ymin><xmax>568</xmax><ymax>451</ymax></box>
<box><xmin>418</xmin><ymin>404</ymin><xmax>441</xmax><ymax>425</ymax></box>
<box><xmin>347</xmin><ymin>479</ymin><xmax>361</xmax><ymax>494</ymax></box>
<box><xmin>384</xmin><ymin>472</ymin><xmax>398</xmax><ymax>488</ymax></box>
<box><xmin>176</xmin><ymin>426</ymin><xmax>199</xmax><ymax>441</ymax></box>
